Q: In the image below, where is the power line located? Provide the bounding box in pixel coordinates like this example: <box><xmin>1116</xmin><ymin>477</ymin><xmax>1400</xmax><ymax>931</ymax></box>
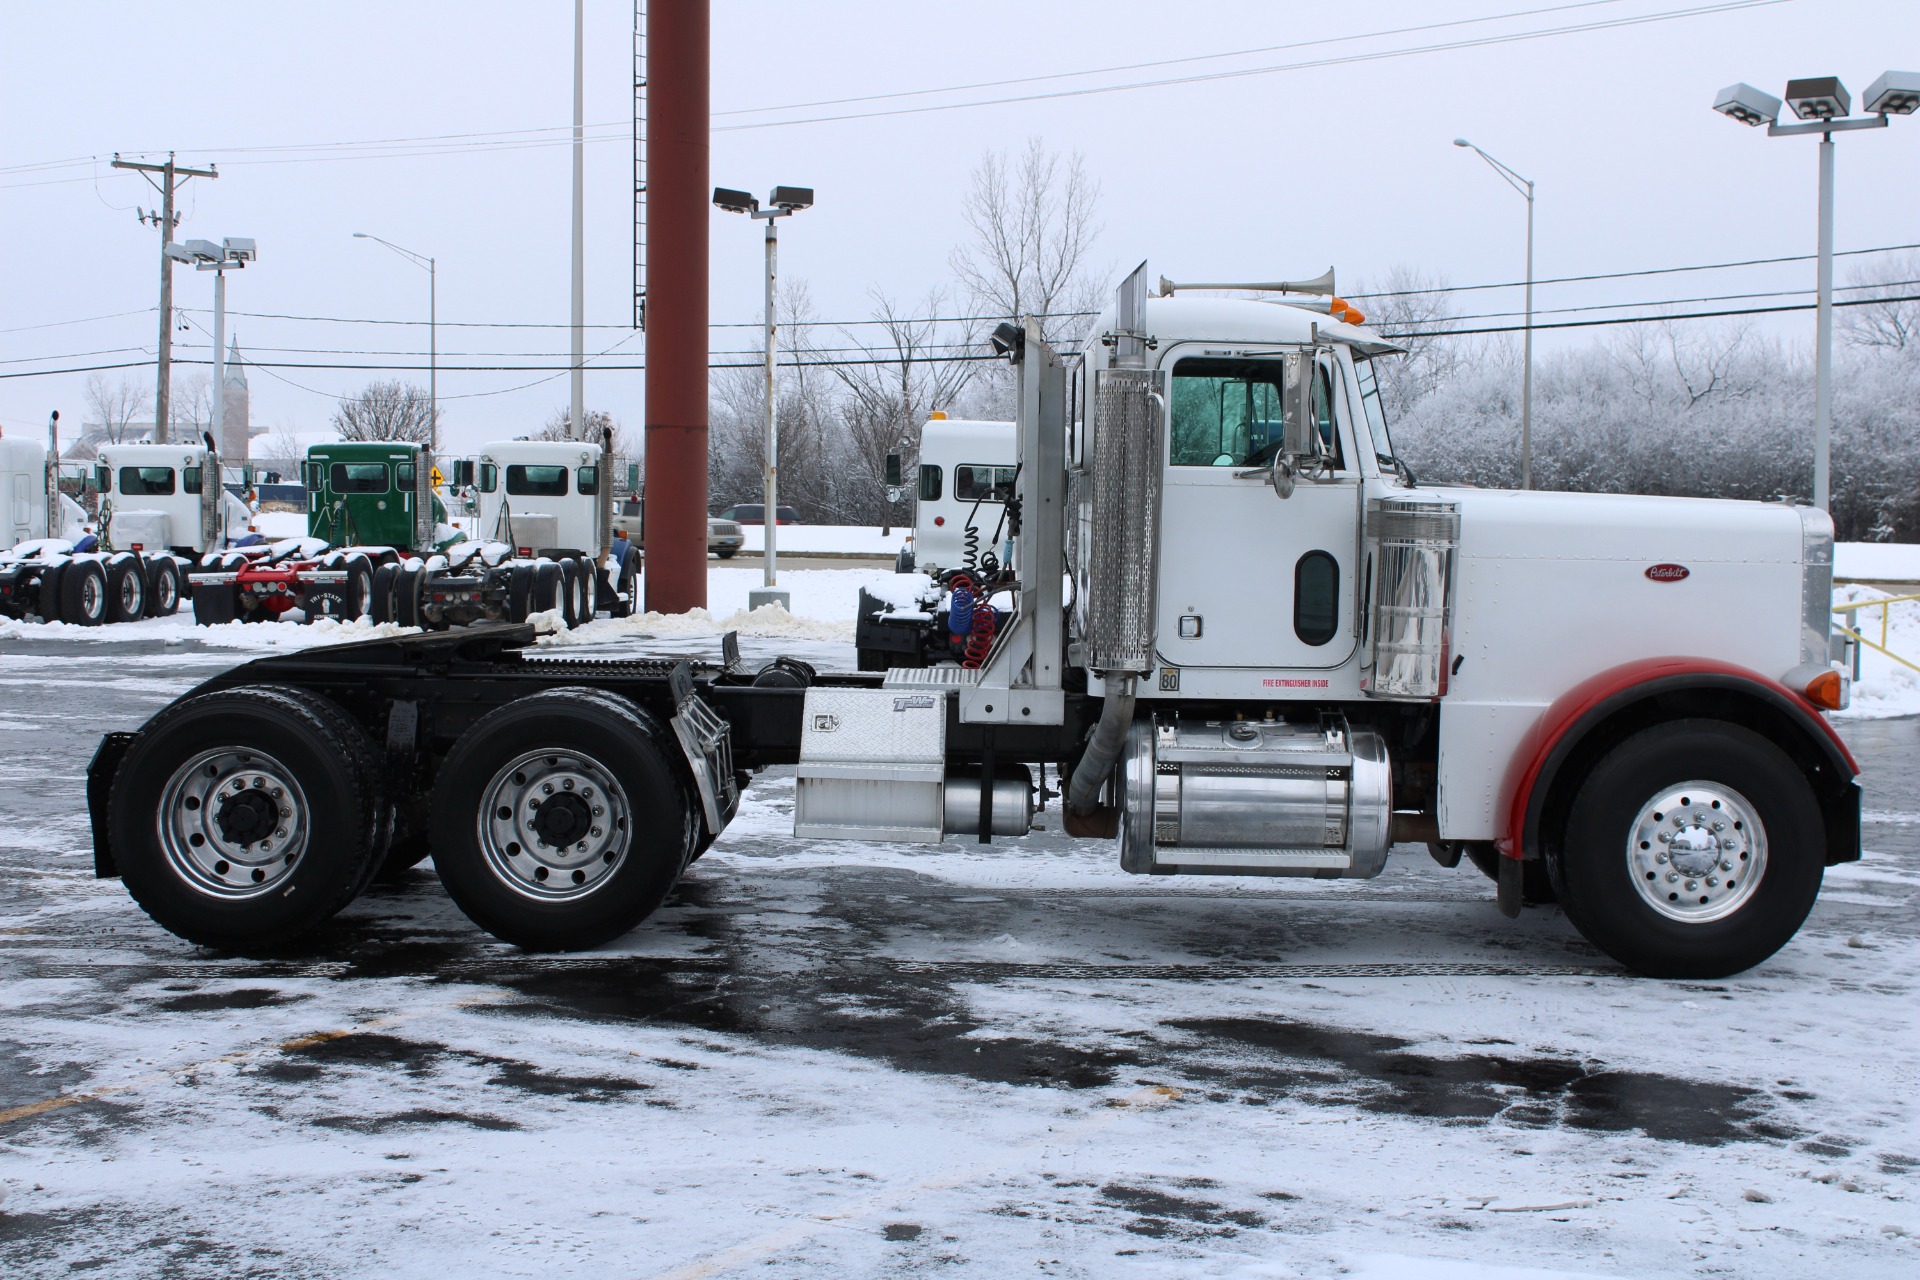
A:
<box><xmin>8</xmin><ymin>291</ymin><xmax>1918</xmax><ymax>383</ymax></box>
<box><xmin>1346</xmin><ymin>242</ymin><xmax>1920</xmax><ymax>299</ymax></box>
<box><xmin>1</xmin><ymin>0</ymin><xmax>1786</xmax><ymax>185</ymax></box>
<box><xmin>715</xmin><ymin>0</ymin><xmax>1637</xmax><ymax>117</ymax></box>
<box><xmin>714</xmin><ymin>1</ymin><xmax>1790</xmax><ymax>132</ymax></box>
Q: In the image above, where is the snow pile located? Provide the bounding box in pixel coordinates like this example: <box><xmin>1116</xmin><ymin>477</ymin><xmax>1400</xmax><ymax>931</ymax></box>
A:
<box><xmin>1832</xmin><ymin>583</ymin><xmax>1920</xmax><ymax>718</ymax></box>
<box><xmin>546</xmin><ymin>602</ymin><xmax>851</xmax><ymax>648</ymax></box>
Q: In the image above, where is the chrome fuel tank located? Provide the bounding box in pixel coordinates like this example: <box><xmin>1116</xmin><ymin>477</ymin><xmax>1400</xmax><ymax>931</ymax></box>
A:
<box><xmin>1119</xmin><ymin>714</ymin><xmax>1391</xmax><ymax>878</ymax></box>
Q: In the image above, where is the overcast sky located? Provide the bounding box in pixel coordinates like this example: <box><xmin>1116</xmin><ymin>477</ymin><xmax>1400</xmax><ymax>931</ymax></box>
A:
<box><xmin>3</xmin><ymin>0</ymin><xmax>1917</xmax><ymax>453</ymax></box>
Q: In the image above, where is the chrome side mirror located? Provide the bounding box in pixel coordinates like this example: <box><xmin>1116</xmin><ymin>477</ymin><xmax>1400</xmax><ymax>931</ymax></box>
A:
<box><xmin>1270</xmin><ymin>455</ymin><xmax>1296</xmax><ymax>500</ymax></box>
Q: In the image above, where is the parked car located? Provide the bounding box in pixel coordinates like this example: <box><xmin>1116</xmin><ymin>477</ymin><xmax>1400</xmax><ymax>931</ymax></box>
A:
<box><xmin>611</xmin><ymin>498</ymin><xmax>745</xmax><ymax>558</ymax></box>
<box><xmin>717</xmin><ymin>503</ymin><xmax>801</xmax><ymax>525</ymax></box>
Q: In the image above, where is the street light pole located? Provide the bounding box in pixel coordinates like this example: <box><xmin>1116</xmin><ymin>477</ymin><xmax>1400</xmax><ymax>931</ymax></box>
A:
<box><xmin>1455</xmin><ymin>139</ymin><xmax>1535</xmax><ymax>490</ymax></box>
<box><xmin>1713</xmin><ymin>73</ymin><xmax>1915</xmax><ymax>512</ymax></box>
<box><xmin>713</xmin><ymin>186</ymin><xmax>814</xmax><ymax>607</ymax></box>
<box><xmin>761</xmin><ymin>210</ymin><xmax>779</xmax><ymax>589</ymax></box>
<box><xmin>1814</xmin><ymin>133</ymin><xmax>1835</xmax><ymax>511</ymax></box>
<box><xmin>353</xmin><ymin>233</ymin><xmax>438</xmax><ymax>449</ymax></box>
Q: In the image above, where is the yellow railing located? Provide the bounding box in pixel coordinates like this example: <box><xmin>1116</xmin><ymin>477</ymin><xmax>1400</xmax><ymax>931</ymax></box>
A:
<box><xmin>1832</xmin><ymin>592</ymin><xmax>1920</xmax><ymax>676</ymax></box>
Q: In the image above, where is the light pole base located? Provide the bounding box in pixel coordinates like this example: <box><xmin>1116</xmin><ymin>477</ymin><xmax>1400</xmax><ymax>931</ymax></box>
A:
<box><xmin>748</xmin><ymin>588</ymin><xmax>791</xmax><ymax>613</ymax></box>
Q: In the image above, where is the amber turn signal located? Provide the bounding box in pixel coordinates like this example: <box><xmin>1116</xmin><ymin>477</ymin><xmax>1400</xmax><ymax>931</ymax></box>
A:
<box><xmin>1804</xmin><ymin>668</ymin><xmax>1847</xmax><ymax>710</ymax></box>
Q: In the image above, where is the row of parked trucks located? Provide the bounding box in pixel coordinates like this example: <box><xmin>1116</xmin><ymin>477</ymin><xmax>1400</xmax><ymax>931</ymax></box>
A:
<box><xmin>86</xmin><ymin>262</ymin><xmax>1862</xmax><ymax>981</ymax></box>
<box><xmin>0</xmin><ymin>429</ymin><xmax>640</xmax><ymax>630</ymax></box>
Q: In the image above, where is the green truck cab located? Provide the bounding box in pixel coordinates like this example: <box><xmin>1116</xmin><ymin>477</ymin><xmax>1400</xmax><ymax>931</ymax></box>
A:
<box><xmin>301</xmin><ymin>441</ymin><xmax>458</xmax><ymax>552</ymax></box>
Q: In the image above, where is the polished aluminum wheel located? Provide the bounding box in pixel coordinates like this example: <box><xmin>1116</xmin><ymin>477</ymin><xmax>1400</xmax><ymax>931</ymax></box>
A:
<box><xmin>157</xmin><ymin>748</ymin><xmax>311</xmax><ymax>898</ymax></box>
<box><xmin>477</xmin><ymin>749</ymin><xmax>632</xmax><ymax>900</ymax></box>
<box><xmin>116</xmin><ymin>567</ymin><xmax>143</xmax><ymax>617</ymax></box>
<box><xmin>1626</xmin><ymin>781</ymin><xmax>1767</xmax><ymax>923</ymax></box>
<box><xmin>78</xmin><ymin>570</ymin><xmax>104</xmax><ymax>620</ymax></box>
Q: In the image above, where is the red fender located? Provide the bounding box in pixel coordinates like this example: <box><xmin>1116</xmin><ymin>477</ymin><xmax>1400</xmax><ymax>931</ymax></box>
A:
<box><xmin>1496</xmin><ymin>657</ymin><xmax>1857</xmax><ymax>860</ymax></box>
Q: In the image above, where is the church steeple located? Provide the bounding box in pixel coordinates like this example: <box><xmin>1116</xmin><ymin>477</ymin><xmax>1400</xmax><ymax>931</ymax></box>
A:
<box><xmin>220</xmin><ymin>335</ymin><xmax>250</xmax><ymax>461</ymax></box>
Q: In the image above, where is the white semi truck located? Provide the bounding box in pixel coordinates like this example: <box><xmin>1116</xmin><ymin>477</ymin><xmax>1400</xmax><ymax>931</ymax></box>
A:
<box><xmin>389</xmin><ymin>437</ymin><xmax>638</xmax><ymax>628</ymax></box>
<box><xmin>0</xmin><ymin>428</ymin><xmax>249</xmax><ymax>625</ymax></box>
<box><xmin>87</xmin><ymin>262</ymin><xmax>1859</xmax><ymax>980</ymax></box>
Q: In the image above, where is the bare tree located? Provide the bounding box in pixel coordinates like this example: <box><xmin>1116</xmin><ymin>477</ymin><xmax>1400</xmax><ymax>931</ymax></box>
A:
<box><xmin>1840</xmin><ymin>250</ymin><xmax>1920</xmax><ymax>353</ymax></box>
<box><xmin>1352</xmin><ymin>265</ymin><xmax>1463</xmax><ymax>420</ymax></box>
<box><xmin>951</xmin><ymin>137</ymin><xmax>1104</xmax><ymax>348</ymax></box>
<box><xmin>254</xmin><ymin>423</ymin><xmax>309</xmax><ymax>483</ymax></box>
<box><xmin>534</xmin><ymin>405</ymin><xmax>617</xmax><ymax>442</ymax></box>
<box><xmin>331</xmin><ymin>381</ymin><xmax>438</xmax><ymax>444</ymax></box>
<box><xmin>82</xmin><ymin>373</ymin><xmax>151</xmax><ymax>452</ymax></box>
<box><xmin>170</xmin><ymin>371</ymin><xmax>213</xmax><ymax>436</ymax></box>
<box><xmin>708</xmin><ymin>280</ymin><xmax>843</xmax><ymax>521</ymax></box>
<box><xmin>829</xmin><ymin>287</ymin><xmax>982</xmax><ymax>528</ymax></box>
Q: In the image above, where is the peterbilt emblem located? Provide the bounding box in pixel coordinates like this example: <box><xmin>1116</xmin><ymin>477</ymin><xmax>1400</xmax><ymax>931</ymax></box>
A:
<box><xmin>1646</xmin><ymin>563</ymin><xmax>1690</xmax><ymax>582</ymax></box>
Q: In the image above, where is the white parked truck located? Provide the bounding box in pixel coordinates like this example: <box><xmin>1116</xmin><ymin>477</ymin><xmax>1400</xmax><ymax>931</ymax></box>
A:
<box><xmin>897</xmin><ymin>415</ymin><xmax>1016</xmax><ymax>576</ymax></box>
<box><xmin>0</xmin><ymin>429</ymin><xmax>248</xmax><ymax>625</ymax></box>
<box><xmin>88</xmin><ymin>262</ymin><xmax>1859</xmax><ymax>980</ymax></box>
<box><xmin>396</xmin><ymin>437</ymin><xmax>639</xmax><ymax>628</ymax></box>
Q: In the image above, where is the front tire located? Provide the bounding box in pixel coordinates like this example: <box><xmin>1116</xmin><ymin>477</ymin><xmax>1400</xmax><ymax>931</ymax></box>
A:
<box><xmin>108</xmin><ymin>685</ymin><xmax>387</xmax><ymax>950</ymax></box>
<box><xmin>1549</xmin><ymin>719</ymin><xmax>1825</xmax><ymax>979</ymax></box>
<box><xmin>429</xmin><ymin>689</ymin><xmax>696</xmax><ymax>950</ymax></box>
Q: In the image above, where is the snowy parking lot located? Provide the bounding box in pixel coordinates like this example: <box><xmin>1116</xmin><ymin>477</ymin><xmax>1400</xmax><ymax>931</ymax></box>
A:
<box><xmin>0</xmin><ymin>571</ymin><xmax>1917</xmax><ymax>1278</ymax></box>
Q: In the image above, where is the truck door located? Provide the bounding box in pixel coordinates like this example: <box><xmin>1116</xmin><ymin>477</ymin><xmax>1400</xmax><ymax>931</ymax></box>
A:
<box><xmin>1154</xmin><ymin>349</ymin><xmax>1361</xmax><ymax>671</ymax></box>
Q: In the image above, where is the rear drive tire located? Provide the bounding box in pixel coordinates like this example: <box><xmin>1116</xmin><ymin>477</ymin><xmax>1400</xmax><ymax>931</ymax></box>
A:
<box><xmin>107</xmin><ymin>685</ymin><xmax>387</xmax><ymax>950</ymax></box>
<box><xmin>429</xmin><ymin>688</ymin><xmax>697</xmax><ymax>950</ymax></box>
<box><xmin>531</xmin><ymin>560</ymin><xmax>563</xmax><ymax>616</ymax></box>
<box><xmin>558</xmin><ymin>558</ymin><xmax>582</xmax><ymax>628</ymax></box>
<box><xmin>506</xmin><ymin>563</ymin><xmax>534</xmax><ymax>623</ymax></box>
<box><xmin>343</xmin><ymin>554</ymin><xmax>374</xmax><ymax>619</ymax></box>
<box><xmin>395</xmin><ymin>563</ymin><xmax>427</xmax><ymax>629</ymax></box>
<box><xmin>145</xmin><ymin>558</ymin><xmax>181</xmax><ymax>617</ymax></box>
<box><xmin>1547</xmin><ymin>719</ymin><xmax>1825</xmax><ymax>979</ymax></box>
<box><xmin>36</xmin><ymin>563</ymin><xmax>68</xmax><ymax>623</ymax></box>
<box><xmin>60</xmin><ymin>559</ymin><xmax>108</xmax><ymax>627</ymax></box>
<box><xmin>368</xmin><ymin>562</ymin><xmax>400</xmax><ymax>625</ymax></box>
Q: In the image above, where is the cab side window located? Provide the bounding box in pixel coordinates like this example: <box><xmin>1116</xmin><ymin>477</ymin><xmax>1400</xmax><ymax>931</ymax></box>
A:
<box><xmin>918</xmin><ymin>464</ymin><xmax>942</xmax><ymax>502</ymax></box>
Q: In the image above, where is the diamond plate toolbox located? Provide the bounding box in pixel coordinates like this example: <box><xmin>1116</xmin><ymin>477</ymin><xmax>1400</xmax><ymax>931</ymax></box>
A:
<box><xmin>794</xmin><ymin>686</ymin><xmax>948</xmax><ymax>842</ymax></box>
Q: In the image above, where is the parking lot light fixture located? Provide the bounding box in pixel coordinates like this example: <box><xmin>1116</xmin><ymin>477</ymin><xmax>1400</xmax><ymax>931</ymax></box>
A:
<box><xmin>715</xmin><ymin>185</ymin><xmax>813</xmax><ymax>595</ymax></box>
<box><xmin>1713</xmin><ymin>72</ymin><xmax>1913</xmax><ymax>511</ymax></box>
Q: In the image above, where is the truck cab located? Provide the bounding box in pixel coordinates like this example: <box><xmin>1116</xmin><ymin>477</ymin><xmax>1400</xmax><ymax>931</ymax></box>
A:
<box><xmin>96</xmin><ymin>441</ymin><xmax>251</xmax><ymax>557</ymax></box>
<box><xmin>303</xmin><ymin>441</ymin><xmax>451</xmax><ymax>553</ymax></box>
<box><xmin>468</xmin><ymin>439</ymin><xmax>605</xmax><ymax>558</ymax></box>
<box><xmin>903</xmin><ymin>416</ymin><xmax>1015</xmax><ymax>576</ymax></box>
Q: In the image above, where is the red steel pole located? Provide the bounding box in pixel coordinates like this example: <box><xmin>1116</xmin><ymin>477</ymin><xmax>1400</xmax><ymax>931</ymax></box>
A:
<box><xmin>642</xmin><ymin>0</ymin><xmax>709</xmax><ymax>612</ymax></box>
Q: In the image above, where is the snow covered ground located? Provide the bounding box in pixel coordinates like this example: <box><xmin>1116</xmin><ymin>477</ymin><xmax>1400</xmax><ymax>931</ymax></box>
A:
<box><xmin>0</xmin><ymin>638</ymin><xmax>1915</xmax><ymax>1277</ymax></box>
<box><xmin>0</xmin><ymin>569</ymin><xmax>1917</xmax><ymax>1276</ymax></box>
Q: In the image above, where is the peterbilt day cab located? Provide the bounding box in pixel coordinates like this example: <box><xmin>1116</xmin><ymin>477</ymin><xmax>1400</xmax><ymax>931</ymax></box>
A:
<box><xmin>1</xmin><ymin>434</ymin><xmax>252</xmax><ymax>625</ymax></box>
<box><xmin>85</xmin><ymin>263</ymin><xmax>1858</xmax><ymax>980</ymax></box>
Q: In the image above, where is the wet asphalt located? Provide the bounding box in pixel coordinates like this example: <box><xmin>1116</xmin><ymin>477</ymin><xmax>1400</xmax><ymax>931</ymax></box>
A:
<box><xmin>0</xmin><ymin>627</ymin><xmax>1916</xmax><ymax>1276</ymax></box>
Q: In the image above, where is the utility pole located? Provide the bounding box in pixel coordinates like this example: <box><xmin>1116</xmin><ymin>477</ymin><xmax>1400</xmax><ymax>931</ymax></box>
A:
<box><xmin>570</xmin><ymin>0</ymin><xmax>586</xmax><ymax>440</ymax></box>
<box><xmin>111</xmin><ymin>153</ymin><xmax>217</xmax><ymax>444</ymax></box>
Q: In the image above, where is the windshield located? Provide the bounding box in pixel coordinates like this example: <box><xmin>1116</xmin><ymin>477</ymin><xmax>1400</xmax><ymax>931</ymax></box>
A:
<box><xmin>1170</xmin><ymin>356</ymin><xmax>1339</xmax><ymax>468</ymax></box>
<box><xmin>330</xmin><ymin>462</ymin><xmax>390</xmax><ymax>494</ymax></box>
<box><xmin>1353</xmin><ymin>358</ymin><xmax>1397</xmax><ymax>469</ymax></box>
<box><xmin>955</xmin><ymin>465</ymin><xmax>1015</xmax><ymax>503</ymax></box>
<box><xmin>506</xmin><ymin>465</ymin><xmax>568</xmax><ymax>497</ymax></box>
<box><xmin>118</xmin><ymin>466</ymin><xmax>175</xmax><ymax>496</ymax></box>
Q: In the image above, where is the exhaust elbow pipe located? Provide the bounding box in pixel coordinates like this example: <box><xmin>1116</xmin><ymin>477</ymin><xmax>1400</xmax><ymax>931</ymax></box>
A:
<box><xmin>1067</xmin><ymin>673</ymin><xmax>1136</xmax><ymax>815</ymax></box>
